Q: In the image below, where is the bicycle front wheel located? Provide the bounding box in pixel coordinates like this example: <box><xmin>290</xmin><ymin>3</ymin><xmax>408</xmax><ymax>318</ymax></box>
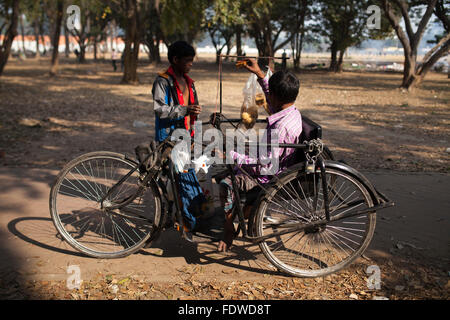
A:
<box><xmin>255</xmin><ymin>164</ymin><xmax>376</xmax><ymax>277</ymax></box>
<box><xmin>49</xmin><ymin>151</ymin><xmax>162</xmax><ymax>259</ymax></box>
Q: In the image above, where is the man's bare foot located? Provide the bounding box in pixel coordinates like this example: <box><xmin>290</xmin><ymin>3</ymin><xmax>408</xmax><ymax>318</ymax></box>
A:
<box><xmin>217</xmin><ymin>240</ymin><xmax>231</xmax><ymax>252</ymax></box>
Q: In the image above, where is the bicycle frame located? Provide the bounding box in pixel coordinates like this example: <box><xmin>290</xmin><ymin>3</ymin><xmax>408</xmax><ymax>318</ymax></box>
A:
<box><xmin>103</xmin><ymin>114</ymin><xmax>394</xmax><ymax>244</ymax></box>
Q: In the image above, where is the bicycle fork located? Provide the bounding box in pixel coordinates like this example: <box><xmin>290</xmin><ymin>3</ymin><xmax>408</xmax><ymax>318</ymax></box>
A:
<box><xmin>317</xmin><ymin>158</ymin><xmax>331</xmax><ymax>221</ymax></box>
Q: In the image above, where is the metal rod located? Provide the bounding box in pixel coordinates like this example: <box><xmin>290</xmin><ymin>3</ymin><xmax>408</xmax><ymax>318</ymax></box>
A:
<box><xmin>318</xmin><ymin>158</ymin><xmax>331</xmax><ymax>221</ymax></box>
<box><xmin>242</xmin><ymin>201</ymin><xmax>394</xmax><ymax>244</ymax></box>
<box><xmin>220</xmin><ymin>54</ymin><xmax>289</xmax><ymax>60</ymax></box>
<box><xmin>219</xmin><ymin>55</ymin><xmax>223</xmax><ymax>114</ymax></box>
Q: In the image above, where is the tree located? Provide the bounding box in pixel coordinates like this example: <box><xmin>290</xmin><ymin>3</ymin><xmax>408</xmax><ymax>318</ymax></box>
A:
<box><xmin>243</xmin><ymin>0</ymin><xmax>308</xmax><ymax>69</ymax></box>
<box><xmin>314</xmin><ymin>0</ymin><xmax>392</xmax><ymax>73</ymax></box>
<box><xmin>246</xmin><ymin>0</ymin><xmax>292</xmax><ymax>57</ymax></box>
<box><xmin>121</xmin><ymin>0</ymin><xmax>140</xmax><ymax>84</ymax></box>
<box><xmin>203</xmin><ymin>0</ymin><xmax>243</xmax><ymax>64</ymax></box>
<box><xmin>381</xmin><ymin>0</ymin><xmax>450</xmax><ymax>90</ymax></box>
<box><xmin>48</xmin><ymin>0</ymin><xmax>64</xmax><ymax>76</ymax></box>
<box><xmin>67</xmin><ymin>0</ymin><xmax>110</xmax><ymax>63</ymax></box>
<box><xmin>289</xmin><ymin>0</ymin><xmax>310</xmax><ymax>70</ymax></box>
<box><xmin>141</xmin><ymin>0</ymin><xmax>164</xmax><ymax>64</ymax></box>
<box><xmin>0</xmin><ymin>0</ymin><xmax>20</xmax><ymax>76</ymax></box>
<box><xmin>159</xmin><ymin>0</ymin><xmax>208</xmax><ymax>44</ymax></box>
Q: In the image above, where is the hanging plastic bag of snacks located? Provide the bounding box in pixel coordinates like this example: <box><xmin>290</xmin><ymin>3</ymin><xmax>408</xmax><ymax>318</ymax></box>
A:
<box><xmin>241</xmin><ymin>73</ymin><xmax>261</xmax><ymax>129</ymax></box>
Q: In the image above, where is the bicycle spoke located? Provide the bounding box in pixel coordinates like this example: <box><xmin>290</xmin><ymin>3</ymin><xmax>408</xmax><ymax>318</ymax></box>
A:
<box><xmin>257</xmin><ymin>167</ymin><xmax>375</xmax><ymax>277</ymax></box>
<box><xmin>52</xmin><ymin>153</ymin><xmax>158</xmax><ymax>258</ymax></box>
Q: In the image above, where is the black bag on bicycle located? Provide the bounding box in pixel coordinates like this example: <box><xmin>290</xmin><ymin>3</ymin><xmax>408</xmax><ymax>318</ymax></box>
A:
<box><xmin>135</xmin><ymin>141</ymin><xmax>157</xmax><ymax>172</ymax></box>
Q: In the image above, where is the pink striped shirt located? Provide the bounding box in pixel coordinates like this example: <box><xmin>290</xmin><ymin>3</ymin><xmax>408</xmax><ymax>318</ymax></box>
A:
<box><xmin>230</xmin><ymin>78</ymin><xmax>302</xmax><ymax>183</ymax></box>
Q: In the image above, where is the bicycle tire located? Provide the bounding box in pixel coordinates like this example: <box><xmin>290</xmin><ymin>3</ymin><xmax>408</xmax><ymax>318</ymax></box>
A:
<box><xmin>49</xmin><ymin>151</ymin><xmax>162</xmax><ymax>259</ymax></box>
<box><xmin>254</xmin><ymin>162</ymin><xmax>376</xmax><ymax>277</ymax></box>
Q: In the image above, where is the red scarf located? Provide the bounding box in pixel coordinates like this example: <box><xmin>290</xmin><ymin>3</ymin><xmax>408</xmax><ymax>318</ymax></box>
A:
<box><xmin>166</xmin><ymin>66</ymin><xmax>197</xmax><ymax>134</ymax></box>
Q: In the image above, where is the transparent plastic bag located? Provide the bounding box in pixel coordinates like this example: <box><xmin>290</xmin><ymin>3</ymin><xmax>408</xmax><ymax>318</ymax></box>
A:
<box><xmin>241</xmin><ymin>66</ymin><xmax>273</xmax><ymax>128</ymax></box>
<box><xmin>241</xmin><ymin>74</ymin><xmax>260</xmax><ymax>129</ymax></box>
<box><xmin>172</xmin><ymin>149</ymin><xmax>190</xmax><ymax>173</ymax></box>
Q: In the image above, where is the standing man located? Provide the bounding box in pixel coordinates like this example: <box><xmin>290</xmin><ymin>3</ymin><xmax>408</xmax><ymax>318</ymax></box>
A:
<box><xmin>151</xmin><ymin>41</ymin><xmax>205</xmax><ymax>235</ymax></box>
<box><xmin>111</xmin><ymin>49</ymin><xmax>118</xmax><ymax>72</ymax></box>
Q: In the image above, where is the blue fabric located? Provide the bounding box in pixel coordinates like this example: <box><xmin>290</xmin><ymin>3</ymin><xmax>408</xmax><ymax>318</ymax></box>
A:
<box><xmin>177</xmin><ymin>168</ymin><xmax>206</xmax><ymax>231</ymax></box>
<box><xmin>155</xmin><ymin>87</ymin><xmax>184</xmax><ymax>143</ymax></box>
<box><xmin>154</xmin><ymin>77</ymin><xmax>205</xmax><ymax>231</ymax></box>
<box><xmin>155</xmin><ymin>116</ymin><xmax>185</xmax><ymax>142</ymax></box>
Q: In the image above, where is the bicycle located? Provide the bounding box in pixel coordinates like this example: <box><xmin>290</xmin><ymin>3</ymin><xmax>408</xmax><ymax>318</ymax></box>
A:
<box><xmin>49</xmin><ymin>112</ymin><xmax>394</xmax><ymax>278</ymax></box>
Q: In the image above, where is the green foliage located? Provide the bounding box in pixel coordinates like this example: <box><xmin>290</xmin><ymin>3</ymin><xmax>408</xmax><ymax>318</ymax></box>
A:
<box><xmin>314</xmin><ymin>0</ymin><xmax>392</xmax><ymax>51</ymax></box>
<box><xmin>202</xmin><ymin>0</ymin><xmax>244</xmax><ymax>56</ymax></box>
<box><xmin>244</xmin><ymin>0</ymin><xmax>306</xmax><ymax>56</ymax></box>
<box><xmin>159</xmin><ymin>0</ymin><xmax>209</xmax><ymax>43</ymax></box>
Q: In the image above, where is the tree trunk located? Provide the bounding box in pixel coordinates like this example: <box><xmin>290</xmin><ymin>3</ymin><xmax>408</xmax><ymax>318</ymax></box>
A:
<box><xmin>154</xmin><ymin>36</ymin><xmax>161</xmax><ymax>63</ymax></box>
<box><xmin>236</xmin><ymin>26</ymin><xmax>242</xmax><ymax>57</ymax></box>
<box><xmin>122</xmin><ymin>0</ymin><xmax>140</xmax><ymax>84</ymax></box>
<box><xmin>329</xmin><ymin>41</ymin><xmax>337</xmax><ymax>71</ymax></box>
<box><xmin>93</xmin><ymin>38</ymin><xmax>98</xmax><ymax>61</ymax></box>
<box><xmin>19</xmin><ymin>13</ymin><xmax>26</xmax><ymax>55</ymax></box>
<box><xmin>215</xmin><ymin>48</ymin><xmax>222</xmax><ymax>64</ymax></box>
<box><xmin>40</xmin><ymin>35</ymin><xmax>46</xmax><ymax>55</ymax></box>
<box><xmin>381</xmin><ymin>0</ymin><xmax>443</xmax><ymax>91</ymax></box>
<box><xmin>49</xmin><ymin>0</ymin><xmax>64</xmax><ymax>76</ymax></box>
<box><xmin>401</xmin><ymin>51</ymin><xmax>417</xmax><ymax>89</ymax></box>
<box><xmin>0</xmin><ymin>0</ymin><xmax>19</xmax><ymax>76</ymax></box>
<box><xmin>64</xmin><ymin>25</ymin><xmax>70</xmax><ymax>57</ymax></box>
<box><xmin>293</xmin><ymin>30</ymin><xmax>305</xmax><ymax>71</ymax></box>
<box><xmin>78</xmin><ymin>42</ymin><xmax>86</xmax><ymax>63</ymax></box>
<box><xmin>336</xmin><ymin>49</ymin><xmax>345</xmax><ymax>73</ymax></box>
<box><xmin>34</xmin><ymin>22</ymin><xmax>40</xmax><ymax>58</ymax></box>
<box><xmin>297</xmin><ymin>32</ymin><xmax>304</xmax><ymax>69</ymax></box>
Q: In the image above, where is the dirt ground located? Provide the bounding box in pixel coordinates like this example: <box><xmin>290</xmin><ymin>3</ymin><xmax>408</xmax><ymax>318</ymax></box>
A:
<box><xmin>0</xmin><ymin>55</ymin><xmax>449</xmax><ymax>300</ymax></box>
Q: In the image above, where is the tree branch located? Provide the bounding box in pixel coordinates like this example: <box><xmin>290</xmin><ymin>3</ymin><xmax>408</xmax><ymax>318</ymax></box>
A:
<box><xmin>0</xmin><ymin>21</ymin><xmax>7</xmax><ymax>37</ymax></box>
<box><xmin>433</xmin><ymin>0</ymin><xmax>449</xmax><ymax>33</ymax></box>
<box><xmin>392</xmin><ymin>0</ymin><xmax>414</xmax><ymax>41</ymax></box>
<box><xmin>417</xmin><ymin>36</ymin><xmax>450</xmax><ymax>76</ymax></box>
<box><xmin>418</xmin><ymin>32</ymin><xmax>450</xmax><ymax>72</ymax></box>
<box><xmin>381</xmin><ymin>0</ymin><xmax>411</xmax><ymax>55</ymax></box>
<box><xmin>414</xmin><ymin>0</ymin><xmax>438</xmax><ymax>44</ymax></box>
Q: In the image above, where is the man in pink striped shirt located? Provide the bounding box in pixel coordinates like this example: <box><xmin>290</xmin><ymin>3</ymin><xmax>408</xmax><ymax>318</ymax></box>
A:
<box><xmin>217</xmin><ymin>58</ymin><xmax>303</xmax><ymax>252</ymax></box>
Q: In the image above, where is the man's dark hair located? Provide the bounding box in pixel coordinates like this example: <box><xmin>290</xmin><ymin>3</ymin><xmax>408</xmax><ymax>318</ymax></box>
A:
<box><xmin>168</xmin><ymin>41</ymin><xmax>196</xmax><ymax>64</ymax></box>
<box><xmin>268</xmin><ymin>70</ymin><xmax>300</xmax><ymax>105</ymax></box>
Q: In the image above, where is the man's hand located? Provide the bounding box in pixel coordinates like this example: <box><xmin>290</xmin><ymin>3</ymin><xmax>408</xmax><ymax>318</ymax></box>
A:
<box><xmin>244</xmin><ymin>58</ymin><xmax>265</xmax><ymax>79</ymax></box>
<box><xmin>187</xmin><ymin>105</ymin><xmax>202</xmax><ymax>115</ymax></box>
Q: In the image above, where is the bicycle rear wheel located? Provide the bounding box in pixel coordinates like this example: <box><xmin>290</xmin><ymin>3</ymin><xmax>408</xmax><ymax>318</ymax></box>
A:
<box><xmin>255</xmin><ymin>163</ymin><xmax>376</xmax><ymax>277</ymax></box>
<box><xmin>49</xmin><ymin>151</ymin><xmax>162</xmax><ymax>259</ymax></box>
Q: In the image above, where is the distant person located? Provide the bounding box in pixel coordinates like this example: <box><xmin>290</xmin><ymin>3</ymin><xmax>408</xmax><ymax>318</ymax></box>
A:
<box><xmin>282</xmin><ymin>50</ymin><xmax>287</xmax><ymax>70</ymax></box>
<box><xmin>111</xmin><ymin>49</ymin><xmax>118</xmax><ymax>72</ymax></box>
